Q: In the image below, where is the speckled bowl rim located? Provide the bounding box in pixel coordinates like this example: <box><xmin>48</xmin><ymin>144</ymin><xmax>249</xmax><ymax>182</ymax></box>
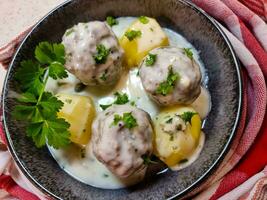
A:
<box><xmin>2</xmin><ymin>0</ymin><xmax>242</xmax><ymax>199</ymax></box>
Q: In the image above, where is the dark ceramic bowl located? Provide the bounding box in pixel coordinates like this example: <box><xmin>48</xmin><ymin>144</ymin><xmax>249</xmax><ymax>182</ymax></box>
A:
<box><xmin>2</xmin><ymin>0</ymin><xmax>242</xmax><ymax>199</ymax></box>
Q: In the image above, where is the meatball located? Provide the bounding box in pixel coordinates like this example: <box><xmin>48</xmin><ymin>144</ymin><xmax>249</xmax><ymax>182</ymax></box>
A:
<box><xmin>92</xmin><ymin>105</ymin><xmax>153</xmax><ymax>177</ymax></box>
<box><xmin>62</xmin><ymin>21</ymin><xmax>124</xmax><ymax>86</ymax></box>
<box><xmin>139</xmin><ymin>47</ymin><xmax>201</xmax><ymax>105</ymax></box>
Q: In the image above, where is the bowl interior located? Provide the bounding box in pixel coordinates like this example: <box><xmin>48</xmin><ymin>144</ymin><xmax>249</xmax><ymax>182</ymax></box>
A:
<box><xmin>2</xmin><ymin>0</ymin><xmax>241</xmax><ymax>199</ymax></box>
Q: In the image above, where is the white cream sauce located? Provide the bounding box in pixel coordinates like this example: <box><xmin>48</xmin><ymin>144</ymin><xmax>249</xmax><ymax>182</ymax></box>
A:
<box><xmin>48</xmin><ymin>143</ymin><xmax>145</xmax><ymax>189</ymax></box>
<box><xmin>47</xmin><ymin>17</ymin><xmax>211</xmax><ymax>189</ymax></box>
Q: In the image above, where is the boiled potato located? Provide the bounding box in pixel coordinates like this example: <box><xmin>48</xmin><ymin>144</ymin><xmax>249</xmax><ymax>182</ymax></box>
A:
<box><xmin>120</xmin><ymin>17</ymin><xmax>169</xmax><ymax>67</ymax></box>
<box><xmin>153</xmin><ymin>106</ymin><xmax>201</xmax><ymax>167</ymax></box>
<box><xmin>57</xmin><ymin>93</ymin><xmax>95</xmax><ymax>145</ymax></box>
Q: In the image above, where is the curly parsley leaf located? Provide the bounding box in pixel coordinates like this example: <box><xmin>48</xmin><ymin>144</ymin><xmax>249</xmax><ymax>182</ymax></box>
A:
<box><xmin>145</xmin><ymin>53</ymin><xmax>157</xmax><ymax>66</ymax></box>
<box><xmin>183</xmin><ymin>48</ymin><xmax>193</xmax><ymax>60</ymax></box>
<box><xmin>44</xmin><ymin>118</ymin><xmax>70</xmax><ymax>148</ymax></box>
<box><xmin>93</xmin><ymin>44</ymin><xmax>110</xmax><ymax>64</ymax></box>
<box><xmin>106</xmin><ymin>16</ymin><xmax>118</xmax><ymax>27</ymax></box>
<box><xmin>139</xmin><ymin>16</ymin><xmax>149</xmax><ymax>24</ymax></box>
<box><xmin>35</xmin><ymin>42</ymin><xmax>65</xmax><ymax>65</ymax></box>
<box><xmin>48</xmin><ymin>61</ymin><xmax>68</xmax><ymax>79</ymax></box>
<box><xmin>17</xmin><ymin>92</ymin><xmax>37</xmax><ymax>103</ymax></box>
<box><xmin>100</xmin><ymin>92</ymin><xmax>129</xmax><ymax>110</ymax></box>
<box><xmin>34</xmin><ymin>42</ymin><xmax>67</xmax><ymax>80</ymax></box>
<box><xmin>12</xmin><ymin>105</ymin><xmax>41</xmax><ymax>121</ymax></box>
<box><xmin>156</xmin><ymin>66</ymin><xmax>179</xmax><ymax>96</ymax></box>
<box><xmin>26</xmin><ymin>122</ymin><xmax>46</xmax><ymax>147</ymax></box>
<box><xmin>125</xmin><ymin>30</ymin><xmax>142</xmax><ymax>41</ymax></box>
<box><xmin>110</xmin><ymin>112</ymin><xmax>137</xmax><ymax>129</ymax></box>
<box><xmin>27</xmin><ymin>118</ymin><xmax>70</xmax><ymax>149</ymax></box>
<box><xmin>15</xmin><ymin>60</ymin><xmax>44</xmax><ymax>95</ymax></box>
<box><xmin>13</xmin><ymin>41</ymin><xmax>71</xmax><ymax>149</ymax></box>
<box><xmin>39</xmin><ymin>92</ymin><xmax>64</xmax><ymax>117</ymax></box>
<box><xmin>179</xmin><ymin>112</ymin><xmax>197</xmax><ymax>123</ymax></box>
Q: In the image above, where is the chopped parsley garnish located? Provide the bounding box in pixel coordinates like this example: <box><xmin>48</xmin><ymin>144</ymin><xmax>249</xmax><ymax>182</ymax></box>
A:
<box><xmin>156</xmin><ymin>66</ymin><xmax>179</xmax><ymax>96</ymax></box>
<box><xmin>110</xmin><ymin>112</ymin><xmax>137</xmax><ymax>129</ymax></box>
<box><xmin>112</xmin><ymin>114</ymin><xmax>122</xmax><ymax>126</ymax></box>
<box><xmin>99</xmin><ymin>104</ymin><xmax>112</xmax><ymax>111</ymax></box>
<box><xmin>179</xmin><ymin>112</ymin><xmax>197</xmax><ymax>123</ymax></box>
<box><xmin>142</xmin><ymin>155</ymin><xmax>158</xmax><ymax>165</ymax></box>
<box><xmin>125</xmin><ymin>30</ymin><xmax>142</xmax><ymax>41</ymax></box>
<box><xmin>101</xmin><ymin>69</ymin><xmax>109</xmax><ymax>81</ymax></box>
<box><xmin>93</xmin><ymin>44</ymin><xmax>110</xmax><ymax>64</ymax></box>
<box><xmin>12</xmin><ymin>42</ymin><xmax>70</xmax><ymax>149</ymax></box>
<box><xmin>100</xmin><ymin>92</ymin><xmax>129</xmax><ymax>110</ymax></box>
<box><xmin>114</xmin><ymin>92</ymin><xmax>129</xmax><ymax>104</ymax></box>
<box><xmin>183</xmin><ymin>48</ymin><xmax>193</xmax><ymax>59</ymax></box>
<box><xmin>139</xmin><ymin>16</ymin><xmax>149</xmax><ymax>24</ymax></box>
<box><xmin>100</xmin><ymin>72</ymin><xmax>107</xmax><ymax>81</ymax></box>
<box><xmin>145</xmin><ymin>53</ymin><xmax>157</xmax><ymax>66</ymax></box>
<box><xmin>106</xmin><ymin>16</ymin><xmax>118</xmax><ymax>27</ymax></box>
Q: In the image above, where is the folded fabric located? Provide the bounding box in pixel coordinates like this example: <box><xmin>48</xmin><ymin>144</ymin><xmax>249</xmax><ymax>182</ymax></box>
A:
<box><xmin>190</xmin><ymin>0</ymin><xmax>267</xmax><ymax>199</ymax></box>
<box><xmin>0</xmin><ymin>0</ymin><xmax>267</xmax><ymax>199</ymax></box>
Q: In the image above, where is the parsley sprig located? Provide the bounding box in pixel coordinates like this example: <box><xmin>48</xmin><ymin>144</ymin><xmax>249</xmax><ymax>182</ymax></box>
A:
<box><xmin>111</xmin><ymin>112</ymin><xmax>137</xmax><ymax>129</ymax></box>
<box><xmin>156</xmin><ymin>66</ymin><xmax>179</xmax><ymax>96</ymax></box>
<box><xmin>12</xmin><ymin>42</ymin><xmax>70</xmax><ymax>149</ymax></box>
<box><xmin>100</xmin><ymin>92</ymin><xmax>129</xmax><ymax>110</ymax></box>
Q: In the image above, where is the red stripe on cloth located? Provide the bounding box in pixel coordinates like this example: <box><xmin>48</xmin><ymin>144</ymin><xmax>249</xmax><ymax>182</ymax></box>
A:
<box><xmin>222</xmin><ymin>0</ymin><xmax>267</xmax><ymax>52</ymax></box>
<box><xmin>240</xmin><ymin>0</ymin><xmax>264</xmax><ymax>9</ymax></box>
<box><xmin>223</xmin><ymin>0</ymin><xmax>255</xmax><ymax>22</ymax></box>
<box><xmin>0</xmin><ymin>175</ymin><xmax>39</xmax><ymax>200</ymax></box>
<box><xmin>193</xmin><ymin>1</ymin><xmax>267</xmax><ymax>76</ymax></box>
<box><xmin>239</xmin><ymin>21</ymin><xmax>267</xmax><ymax>76</ymax></box>
<box><xmin>209</xmin><ymin>112</ymin><xmax>267</xmax><ymax>199</ymax></box>
<box><xmin>240</xmin><ymin>0</ymin><xmax>265</xmax><ymax>17</ymax></box>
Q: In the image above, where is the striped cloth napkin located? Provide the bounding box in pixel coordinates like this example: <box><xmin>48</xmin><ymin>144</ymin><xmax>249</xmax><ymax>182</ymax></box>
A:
<box><xmin>0</xmin><ymin>0</ymin><xmax>267</xmax><ymax>199</ymax></box>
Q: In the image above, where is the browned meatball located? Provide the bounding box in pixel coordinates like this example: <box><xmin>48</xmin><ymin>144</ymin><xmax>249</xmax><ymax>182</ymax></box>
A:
<box><xmin>92</xmin><ymin>105</ymin><xmax>153</xmax><ymax>177</ymax></box>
